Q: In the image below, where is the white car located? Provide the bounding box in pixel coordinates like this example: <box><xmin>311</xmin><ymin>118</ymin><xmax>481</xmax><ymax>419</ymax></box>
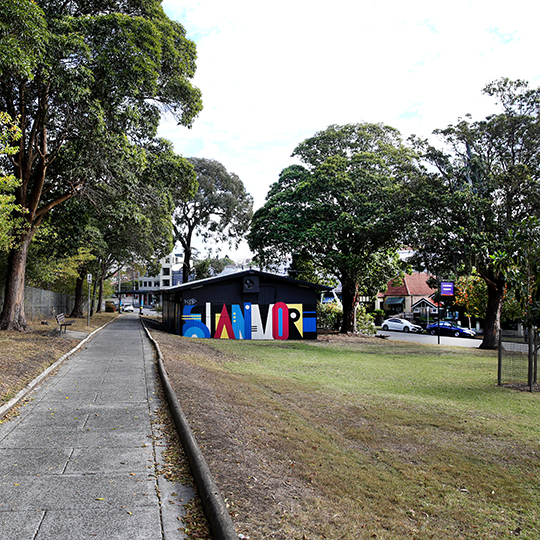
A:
<box><xmin>122</xmin><ymin>304</ymin><xmax>134</xmax><ymax>312</ymax></box>
<box><xmin>381</xmin><ymin>317</ymin><xmax>423</xmax><ymax>333</ymax></box>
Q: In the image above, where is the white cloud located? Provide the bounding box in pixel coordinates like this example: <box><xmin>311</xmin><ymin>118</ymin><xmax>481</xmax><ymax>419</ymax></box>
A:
<box><xmin>160</xmin><ymin>0</ymin><xmax>540</xmax><ymax>257</ymax></box>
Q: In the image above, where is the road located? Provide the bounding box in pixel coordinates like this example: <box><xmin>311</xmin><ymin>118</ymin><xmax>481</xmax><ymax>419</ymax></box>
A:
<box><xmin>376</xmin><ymin>329</ymin><xmax>483</xmax><ymax>348</ymax></box>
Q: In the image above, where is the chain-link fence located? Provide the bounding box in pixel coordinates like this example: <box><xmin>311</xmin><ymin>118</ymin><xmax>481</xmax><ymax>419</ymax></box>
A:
<box><xmin>0</xmin><ymin>283</ymin><xmax>74</xmax><ymax>321</ymax></box>
<box><xmin>498</xmin><ymin>329</ymin><xmax>538</xmax><ymax>392</ymax></box>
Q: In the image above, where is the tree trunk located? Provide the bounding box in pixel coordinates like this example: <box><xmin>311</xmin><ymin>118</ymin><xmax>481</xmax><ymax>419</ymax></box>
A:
<box><xmin>340</xmin><ymin>275</ymin><xmax>359</xmax><ymax>333</ymax></box>
<box><xmin>182</xmin><ymin>246</ymin><xmax>192</xmax><ymax>283</ymax></box>
<box><xmin>96</xmin><ymin>274</ymin><xmax>104</xmax><ymax>313</ymax></box>
<box><xmin>69</xmin><ymin>277</ymin><xmax>85</xmax><ymax>318</ymax></box>
<box><xmin>90</xmin><ymin>279</ymin><xmax>98</xmax><ymax>316</ymax></box>
<box><xmin>0</xmin><ymin>233</ymin><xmax>33</xmax><ymax>331</ymax></box>
<box><xmin>479</xmin><ymin>275</ymin><xmax>505</xmax><ymax>350</ymax></box>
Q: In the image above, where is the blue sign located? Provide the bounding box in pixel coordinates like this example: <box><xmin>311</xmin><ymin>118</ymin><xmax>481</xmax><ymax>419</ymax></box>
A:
<box><xmin>440</xmin><ymin>281</ymin><xmax>454</xmax><ymax>296</ymax></box>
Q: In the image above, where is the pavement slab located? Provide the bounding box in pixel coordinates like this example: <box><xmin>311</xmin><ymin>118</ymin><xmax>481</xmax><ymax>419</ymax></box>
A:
<box><xmin>0</xmin><ymin>315</ymin><xmax>194</xmax><ymax>540</ymax></box>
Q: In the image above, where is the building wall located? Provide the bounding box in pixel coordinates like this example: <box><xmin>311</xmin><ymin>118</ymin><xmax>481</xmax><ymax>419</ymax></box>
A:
<box><xmin>162</xmin><ymin>275</ymin><xmax>322</xmax><ymax>340</ymax></box>
<box><xmin>169</xmin><ymin>301</ymin><xmax>317</xmax><ymax>340</ymax></box>
<box><xmin>137</xmin><ymin>253</ymin><xmax>183</xmax><ymax>291</ymax></box>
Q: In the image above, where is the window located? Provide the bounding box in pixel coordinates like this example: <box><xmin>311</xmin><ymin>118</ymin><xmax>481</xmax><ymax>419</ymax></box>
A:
<box><xmin>162</xmin><ymin>267</ymin><xmax>170</xmax><ymax>276</ymax></box>
<box><xmin>165</xmin><ymin>258</ymin><xmax>170</xmax><ymax>263</ymax></box>
<box><xmin>162</xmin><ymin>279</ymin><xmax>170</xmax><ymax>287</ymax></box>
<box><xmin>155</xmin><ymin>281</ymin><xmax>160</xmax><ymax>287</ymax></box>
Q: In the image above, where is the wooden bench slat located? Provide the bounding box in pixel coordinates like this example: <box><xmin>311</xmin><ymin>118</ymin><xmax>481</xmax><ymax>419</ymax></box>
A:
<box><xmin>56</xmin><ymin>313</ymin><xmax>74</xmax><ymax>333</ymax></box>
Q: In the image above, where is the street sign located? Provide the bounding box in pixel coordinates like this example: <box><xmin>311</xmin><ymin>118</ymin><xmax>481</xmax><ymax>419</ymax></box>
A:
<box><xmin>440</xmin><ymin>281</ymin><xmax>454</xmax><ymax>296</ymax></box>
<box><xmin>87</xmin><ymin>273</ymin><xmax>92</xmax><ymax>284</ymax></box>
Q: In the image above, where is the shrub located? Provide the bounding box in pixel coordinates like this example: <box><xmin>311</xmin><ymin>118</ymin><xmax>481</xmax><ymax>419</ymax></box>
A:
<box><xmin>317</xmin><ymin>302</ymin><xmax>376</xmax><ymax>335</ymax></box>
<box><xmin>317</xmin><ymin>302</ymin><xmax>342</xmax><ymax>331</ymax></box>
<box><xmin>356</xmin><ymin>304</ymin><xmax>376</xmax><ymax>336</ymax></box>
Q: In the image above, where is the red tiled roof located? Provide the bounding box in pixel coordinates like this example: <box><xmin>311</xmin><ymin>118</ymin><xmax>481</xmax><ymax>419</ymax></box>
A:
<box><xmin>384</xmin><ymin>272</ymin><xmax>435</xmax><ymax>296</ymax></box>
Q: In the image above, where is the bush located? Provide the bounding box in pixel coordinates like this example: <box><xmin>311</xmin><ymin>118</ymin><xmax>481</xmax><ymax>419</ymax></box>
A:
<box><xmin>317</xmin><ymin>302</ymin><xmax>342</xmax><ymax>331</ymax></box>
<box><xmin>317</xmin><ymin>302</ymin><xmax>376</xmax><ymax>335</ymax></box>
<box><xmin>356</xmin><ymin>304</ymin><xmax>376</xmax><ymax>336</ymax></box>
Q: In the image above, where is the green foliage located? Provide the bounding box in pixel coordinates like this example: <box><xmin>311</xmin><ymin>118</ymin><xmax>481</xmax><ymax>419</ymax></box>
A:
<box><xmin>27</xmin><ymin>241</ymin><xmax>95</xmax><ymax>292</ymax></box>
<box><xmin>0</xmin><ymin>0</ymin><xmax>202</xmax><ymax>329</ymax></box>
<box><xmin>355</xmin><ymin>304</ymin><xmax>376</xmax><ymax>336</ymax></box>
<box><xmin>0</xmin><ymin>0</ymin><xmax>48</xmax><ymax>79</ymax></box>
<box><xmin>174</xmin><ymin>158</ymin><xmax>253</xmax><ymax>282</ymax></box>
<box><xmin>455</xmin><ymin>271</ymin><xmax>487</xmax><ymax>319</ymax></box>
<box><xmin>317</xmin><ymin>302</ymin><xmax>376</xmax><ymax>335</ymax></box>
<box><xmin>193</xmin><ymin>256</ymin><xmax>234</xmax><ymax>280</ymax></box>
<box><xmin>491</xmin><ymin>216</ymin><xmax>540</xmax><ymax>328</ymax></box>
<box><xmin>249</xmin><ymin>123</ymin><xmax>417</xmax><ymax>333</ymax></box>
<box><xmin>0</xmin><ymin>112</ymin><xmax>24</xmax><ymax>251</ymax></box>
<box><xmin>316</xmin><ymin>302</ymin><xmax>342</xmax><ymax>331</ymax></box>
<box><xmin>409</xmin><ymin>78</ymin><xmax>540</xmax><ymax>348</ymax></box>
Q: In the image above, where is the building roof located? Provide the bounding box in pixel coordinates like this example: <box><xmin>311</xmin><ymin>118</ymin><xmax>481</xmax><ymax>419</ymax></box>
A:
<box><xmin>160</xmin><ymin>269</ymin><xmax>332</xmax><ymax>293</ymax></box>
<box><xmin>383</xmin><ymin>272</ymin><xmax>436</xmax><ymax>297</ymax></box>
<box><xmin>411</xmin><ymin>297</ymin><xmax>440</xmax><ymax>309</ymax></box>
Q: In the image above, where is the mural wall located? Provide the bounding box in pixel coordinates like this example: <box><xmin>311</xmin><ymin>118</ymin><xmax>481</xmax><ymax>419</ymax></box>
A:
<box><xmin>181</xmin><ymin>302</ymin><xmax>317</xmax><ymax>340</ymax></box>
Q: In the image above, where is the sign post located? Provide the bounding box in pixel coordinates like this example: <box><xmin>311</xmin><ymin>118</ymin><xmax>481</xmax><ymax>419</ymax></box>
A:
<box><xmin>87</xmin><ymin>273</ymin><xmax>92</xmax><ymax>327</ymax></box>
<box><xmin>440</xmin><ymin>282</ymin><xmax>454</xmax><ymax>297</ymax></box>
<box><xmin>438</xmin><ymin>281</ymin><xmax>455</xmax><ymax>345</ymax></box>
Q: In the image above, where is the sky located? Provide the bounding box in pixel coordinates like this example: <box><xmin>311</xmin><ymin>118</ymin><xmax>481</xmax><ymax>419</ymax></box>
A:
<box><xmin>159</xmin><ymin>0</ymin><xmax>540</xmax><ymax>259</ymax></box>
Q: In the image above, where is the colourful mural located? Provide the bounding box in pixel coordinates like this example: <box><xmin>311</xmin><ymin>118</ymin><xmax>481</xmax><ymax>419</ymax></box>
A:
<box><xmin>182</xmin><ymin>302</ymin><xmax>317</xmax><ymax>340</ymax></box>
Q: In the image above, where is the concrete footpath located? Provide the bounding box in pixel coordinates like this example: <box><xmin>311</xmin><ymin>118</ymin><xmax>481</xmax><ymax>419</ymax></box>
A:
<box><xmin>0</xmin><ymin>315</ymin><xmax>195</xmax><ymax>540</ymax></box>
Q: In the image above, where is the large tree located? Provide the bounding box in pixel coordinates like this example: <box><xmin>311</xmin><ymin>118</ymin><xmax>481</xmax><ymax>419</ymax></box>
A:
<box><xmin>173</xmin><ymin>157</ymin><xmax>253</xmax><ymax>283</ymax></box>
<box><xmin>409</xmin><ymin>79</ymin><xmax>540</xmax><ymax>349</ymax></box>
<box><xmin>248</xmin><ymin>123</ymin><xmax>418</xmax><ymax>333</ymax></box>
<box><xmin>0</xmin><ymin>0</ymin><xmax>202</xmax><ymax>330</ymax></box>
<box><xmin>32</xmin><ymin>137</ymin><xmax>196</xmax><ymax>317</ymax></box>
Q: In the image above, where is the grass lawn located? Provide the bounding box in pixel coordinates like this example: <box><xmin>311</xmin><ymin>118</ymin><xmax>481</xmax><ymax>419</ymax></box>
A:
<box><xmin>158</xmin><ymin>334</ymin><xmax>540</xmax><ymax>539</ymax></box>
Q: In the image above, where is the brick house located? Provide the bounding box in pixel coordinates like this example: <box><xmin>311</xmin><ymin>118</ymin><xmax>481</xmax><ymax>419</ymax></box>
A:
<box><xmin>377</xmin><ymin>272</ymin><xmax>436</xmax><ymax>314</ymax></box>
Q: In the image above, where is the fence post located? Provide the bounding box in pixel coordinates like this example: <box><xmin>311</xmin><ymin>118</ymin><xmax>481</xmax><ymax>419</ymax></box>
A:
<box><xmin>534</xmin><ymin>328</ymin><xmax>538</xmax><ymax>386</ymax></box>
<box><xmin>528</xmin><ymin>327</ymin><xmax>534</xmax><ymax>392</ymax></box>
<box><xmin>497</xmin><ymin>331</ymin><xmax>502</xmax><ymax>386</ymax></box>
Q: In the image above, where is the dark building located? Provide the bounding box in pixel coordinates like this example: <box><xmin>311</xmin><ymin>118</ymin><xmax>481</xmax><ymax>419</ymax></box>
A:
<box><xmin>161</xmin><ymin>269</ymin><xmax>331</xmax><ymax>340</ymax></box>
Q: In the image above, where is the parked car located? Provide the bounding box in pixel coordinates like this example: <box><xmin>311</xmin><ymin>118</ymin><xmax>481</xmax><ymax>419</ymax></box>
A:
<box><xmin>123</xmin><ymin>304</ymin><xmax>134</xmax><ymax>312</ymax></box>
<box><xmin>381</xmin><ymin>317</ymin><xmax>423</xmax><ymax>333</ymax></box>
<box><xmin>426</xmin><ymin>321</ymin><xmax>477</xmax><ymax>338</ymax></box>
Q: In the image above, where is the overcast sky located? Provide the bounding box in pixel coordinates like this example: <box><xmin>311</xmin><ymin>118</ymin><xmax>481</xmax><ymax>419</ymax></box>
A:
<box><xmin>159</xmin><ymin>0</ymin><xmax>540</xmax><ymax>258</ymax></box>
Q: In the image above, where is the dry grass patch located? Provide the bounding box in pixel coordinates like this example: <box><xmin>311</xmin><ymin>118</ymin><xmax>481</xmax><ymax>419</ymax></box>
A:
<box><xmin>151</xmin><ymin>329</ymin><xmax>540</xmax><ymax>540</ymax></box>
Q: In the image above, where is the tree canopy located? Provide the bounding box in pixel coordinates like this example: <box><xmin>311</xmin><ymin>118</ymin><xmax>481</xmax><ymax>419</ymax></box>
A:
<box><xmin>409</xmin><ymin>78</ymin><xmax>540</xmax><ymax>348</ymax></box>
<box><xmin>248</xmin><ymin>123</ymin><xmax>418</xmax><ymax>333</ymax></box>
<box><xmin>173</xmin><ymin>157</ymin><xmax>253</xmax><ymax>283</ymax></box>
<box><xmin>0</xmin><ymin>0</ymin><xmax>202</xmax><ymax>330</ymax></box>
<box><xmin>25</xmin><ymin>137</ymin><xmax>196</xmax><ymax>315</ymax></box>
<box><xmin>0</xmin><ymin>111</ymin><xmax>23</xmax><ymax>252</ymax></box>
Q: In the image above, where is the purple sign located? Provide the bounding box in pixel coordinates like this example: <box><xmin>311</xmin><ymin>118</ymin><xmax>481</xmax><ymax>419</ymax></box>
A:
<box><xmin>440</xmin><ymin>281</ymin><xmax>454</xmax><ymax>296</ymax></box>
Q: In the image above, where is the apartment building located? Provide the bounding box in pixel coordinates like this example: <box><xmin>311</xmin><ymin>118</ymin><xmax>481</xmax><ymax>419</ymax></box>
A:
<box><xmin>137</xmin><ymin>251</ymin><xmax>183</xmax><ymax>305</ymax></box>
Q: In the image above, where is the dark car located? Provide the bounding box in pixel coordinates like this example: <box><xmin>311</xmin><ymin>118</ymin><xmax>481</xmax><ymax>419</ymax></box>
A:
<box><xmin>426</xmin><ymin>321</ymin><xmax>477</xmax><ymax>338</ymax></box>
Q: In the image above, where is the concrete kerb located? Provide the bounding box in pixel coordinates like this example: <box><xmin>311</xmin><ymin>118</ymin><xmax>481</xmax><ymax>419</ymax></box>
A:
<box><xmin>0</xmin><ymin>316</ymin><xmax>119</xmax><ymax>420</ymax></box>
<box><xmin>141</xmin><ymin>320</ymin><xmax>239</xmax><ymax>540</ymax></box>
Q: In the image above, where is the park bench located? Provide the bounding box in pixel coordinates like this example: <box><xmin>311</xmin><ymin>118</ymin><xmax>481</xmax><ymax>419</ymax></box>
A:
<box><xmin>56</xmin><ymin>313</ymin><xmax>75</xmax><ymax>333</ymax></box>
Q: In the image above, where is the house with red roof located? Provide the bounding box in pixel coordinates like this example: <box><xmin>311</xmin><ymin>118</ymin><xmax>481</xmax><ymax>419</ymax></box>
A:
<box><xmin>377</xmin><ymin>272</ymin><xmax>437</xmax><ymax>315</ymax></box>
